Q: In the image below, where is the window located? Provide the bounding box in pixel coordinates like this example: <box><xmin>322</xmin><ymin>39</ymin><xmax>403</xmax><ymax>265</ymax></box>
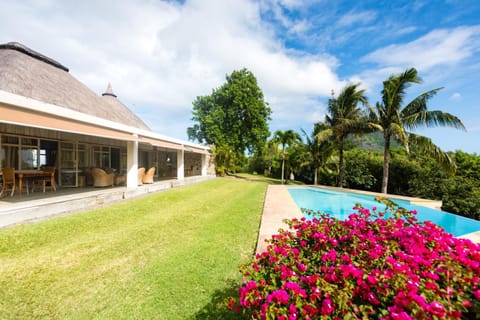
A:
<box><xmin>60</xmin><ymin>142</ymin><xmax>76</xmax><ymax>169</ymax></box>
<box><xmin>2</xmin><ymin>135</ymin><xmax>18</xmax><ymax>144</ymax></box>
<box><xmin>40</xmin><ymin>140</ymin><xmax>58</xmax><ymax>167</ymax></box>
<box><xmin>1</xmin><ymin>135</ymin><xmax>41</xmax><ymax>170</ymax></box>
<box><xmin>21</xmin><ymin>138</ymin><xmax>40</xmax><ymax>170</ymax></box>
<box><xmin>1</xmin><ymin>145</ymin><xmax>19</xmax><ymax>169</ymax></box>
<box><xmin>93</xmin><ymin>146</ymin><xmax>111</xmax><ymax>169</ymax></box>
<box><xmin>1</xmin><ymin>136</ymin><xmax>60</xmax><ymax>170</ymax></box>
<box><xmin>20</xmin><ymin>147</ymin><xmax>38</xmax><ymax>169</ymax></box>
<box><xmin>78</xmin><ymin>144</ymin><xmax>87</xmax><ymax>168</ymax></box>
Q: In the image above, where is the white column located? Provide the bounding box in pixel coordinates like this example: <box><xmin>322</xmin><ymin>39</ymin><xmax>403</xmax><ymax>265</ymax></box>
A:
<box><xmin>201</xmin><ymin>153</ymin><xmax>207</xmax><ymax>176</ymax></box>
<box><xmin>177</xmin><ymin>149</ymin><xmax>184</xmax><ymax>180</ymax></box>
<box><xmin>127</xmin><ymin>140</ymin><xmax>138</xmax><ymax>188</ymax></box>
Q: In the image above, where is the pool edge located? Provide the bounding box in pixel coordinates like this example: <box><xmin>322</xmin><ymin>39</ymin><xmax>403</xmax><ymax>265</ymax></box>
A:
<box><xmin>288</xmin><ymin>185</ymin><xmax>443</xmax><ymax>209</ymax></box>
<box><xmin>286</xmin><ymin>185</ymin><xmax>480</xmax><ymax>244</ymax></box>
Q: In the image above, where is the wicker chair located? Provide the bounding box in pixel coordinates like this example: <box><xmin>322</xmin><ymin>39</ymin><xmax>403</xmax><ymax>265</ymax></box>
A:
<box><xmin>142</xmin><ymin>167</ymin><xmax>156</xmax><ymax>184</ymax></box>
<box><xmin>1</xmin><ymin>167</ymin><xmax>16</xmax><ymax>197</ymax></box>
<box><xmin>42</xmin><ymin>166</ymin><xmax>56</xmax><ymax>192</ymax></box>
<box><xmin>138</xmin><ymin>167</ymin><xmax>145</xmax><ymax>185</ymax></box>
<box><xmin>91</xmin><ymin>168</ymin><xmax>114</xmax><ymax>187</ymax></box>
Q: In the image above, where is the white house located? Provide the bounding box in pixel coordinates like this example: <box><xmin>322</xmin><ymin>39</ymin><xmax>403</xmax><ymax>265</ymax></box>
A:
<box><xmin>0</xmin><ymin>42</ymin><xmax>214</xmax><ymax>191</ymax></box>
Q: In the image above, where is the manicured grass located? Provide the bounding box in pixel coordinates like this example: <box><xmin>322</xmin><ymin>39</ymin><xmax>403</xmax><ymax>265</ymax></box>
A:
<box><xmin>0</xmin><ymin>178</ymin><xmax>266</xmax><ymax>319</ymax></box>
<box><xmin>232</xmin><ymin>172</ymin><xmax>304</xmax><ymax>185</ymax></box>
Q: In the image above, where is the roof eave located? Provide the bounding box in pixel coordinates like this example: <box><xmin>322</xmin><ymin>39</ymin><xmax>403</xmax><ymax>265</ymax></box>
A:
<box><xmin>0</xmin><ymin>90</ymin><xmax>210</xmax><ymax>152</ymax></box>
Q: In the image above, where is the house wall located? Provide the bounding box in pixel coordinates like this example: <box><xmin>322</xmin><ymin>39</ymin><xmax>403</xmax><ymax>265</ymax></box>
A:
<box><xmin>206</xmin><ymin>153</ymin><xmax>216</xmax><ymax>175</ymax></box>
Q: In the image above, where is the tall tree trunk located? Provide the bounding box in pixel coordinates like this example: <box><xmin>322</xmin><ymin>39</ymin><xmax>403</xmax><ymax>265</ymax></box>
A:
<box><xmin>337</xmin><ymin>140</ymin><xmax>344</xmax><ymax>188</ymax></box>
<box><xmin>314</xmin><ymin>166</ymin><xmax>318</xmax><ymax>185</ymax></box>
<box><xmin>281</xmin><ymin>154</ymin><xmax>285</xmax><ymax>184</ymax></box>
<box><xmin>381</xmin><ymin>134</ymin><xmax>391</xmax><ymax>194</ymax></box>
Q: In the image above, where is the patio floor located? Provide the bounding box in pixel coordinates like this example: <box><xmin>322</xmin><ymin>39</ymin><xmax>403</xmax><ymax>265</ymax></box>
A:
<box><xmin>0</xmin><ymin>175</ymin><xmax>215</xmax><ymax>229</ymax></box>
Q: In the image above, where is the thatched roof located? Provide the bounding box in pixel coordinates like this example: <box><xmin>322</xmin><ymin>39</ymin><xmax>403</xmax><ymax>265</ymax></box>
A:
<box><xmin>0</xmin><ymin>42</ymin><xmax>150</xmax><ymax>131</ymax></box>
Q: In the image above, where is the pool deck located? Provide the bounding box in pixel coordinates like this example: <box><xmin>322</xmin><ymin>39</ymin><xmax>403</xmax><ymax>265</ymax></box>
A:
<box><xmin>256</xmin><ymin>185</ymin><xmax>303</xmax><ymax>254</ymax></box>
<box><xmin>256</xmin><ymin>185</ymin><xmax>480</xmax><ymax>254</ymax></box>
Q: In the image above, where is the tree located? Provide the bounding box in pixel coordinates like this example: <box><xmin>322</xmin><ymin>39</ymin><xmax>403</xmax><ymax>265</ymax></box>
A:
<box><xmin>263</xmin><ymin>139</ymin><xmax>280</xmax><ymax>177</ymax></box>
<box><xmin>187</xmin><ymin>68</ymin><xmax>271</xmax><ymax>172</ymax></box>
<box><xmin>368</xmin><ymin>68</ymin><xmax>465</xmax><ymax>194</ymax></box>
<box><xmin>318</xmin><ymin>84</ymin><xmax>368</xmax><ymax>187</ymax></box>
<box><xmin>409</xmin><ymin>150</ymin><xmax>480</xmax><ymax>220</ymax></box>
<box><xmin>301</xmin><ymin>122</ymin><xmax>335</xmax><ymax>185</ymax></box>
<box><xmin>272</xmin><ymin>130</ymin><xmax>301</xmax><ymax>184</ymax></box>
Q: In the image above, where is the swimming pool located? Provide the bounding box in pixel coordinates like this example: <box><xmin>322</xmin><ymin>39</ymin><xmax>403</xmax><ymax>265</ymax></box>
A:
<box><xmin>288</xmin><ymin>187</ymin><xmax>480</xmax><ymax>237</ymax></box>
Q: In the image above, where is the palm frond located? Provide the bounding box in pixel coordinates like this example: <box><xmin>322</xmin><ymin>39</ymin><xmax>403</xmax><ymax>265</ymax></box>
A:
<box><xmin>409</xmin><ymin>133</ymin><xmax>456</xmax><ymax>174</ymax></box>
<box><xmin>300</xmin><ymin>128</ymin><xmax>312</xmax><ymax>145</ymax></box>
<box><xmin>373</xmin><ymin>101</ymin><xmax>387</xmax><ymax>121</ymax></box>
<box><xmin>368</xmin><ymin>123</ymin><xmax>384</xmax><ymax>132</ymax></box>
<box><xmin>401</xmin><ymin>88</ymin><xmax>443</xmax><ymax>118</ymax></box>
<box><xmin>316</xmin><ymin>128</ymin><xmax>333</xmax><ymax>142</ymax></box>
<box><xmin>382</xmin><ymin>68</ymin><xmax>421</xmax><ymax>117</ymax></box>
<box><xmin>404</xmin><ymin>110</ymin><xmax>466</xmax><ymax>131</ymax></box>
<box><xmin>389</xmin><ymin>123</ymin><xmax>409</xmax><ymax>151</ymax></box>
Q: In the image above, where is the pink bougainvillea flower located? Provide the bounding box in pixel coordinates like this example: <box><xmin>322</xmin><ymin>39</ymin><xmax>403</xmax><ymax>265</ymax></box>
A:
<box><xmin>236</xmin><ymin>204</ymin><xmax>480</xmax><ymax>319</ymax></box>
<box><xmin>267</xmin><ymin>289</ymin><xmax>289</xmax><ymax>305</ymax></box>
<box><xmin>473</xmin><ymin>289</ymin><xmax>480</xmax><ymax>299</ymax></box>
<box><xmin>321</xmin><ymin>298</ymin><xmax>334</xmax><ymax>315</ymax></box>
<box><xmin>427</xmin><ymin>301</ymin><xmax>446</xmax><ymax>317</ymax></box>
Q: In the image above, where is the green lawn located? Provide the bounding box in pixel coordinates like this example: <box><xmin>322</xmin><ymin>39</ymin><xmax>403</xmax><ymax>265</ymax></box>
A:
<box><xmin>232</xmin><ymin>172</ymin><xmax>304</xmax><ymax>185</ymax></box>
<box><xmin>0</xmin><ymin>178</ymin><xmax>266</xmax><ymax>319</ymax></box>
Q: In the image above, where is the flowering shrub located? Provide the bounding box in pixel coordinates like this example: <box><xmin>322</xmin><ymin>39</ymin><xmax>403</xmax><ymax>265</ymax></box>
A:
<box><xmin>231</xmin><ymin>201</ymin><xmax>480</xmax><ymax>319</ymax></box>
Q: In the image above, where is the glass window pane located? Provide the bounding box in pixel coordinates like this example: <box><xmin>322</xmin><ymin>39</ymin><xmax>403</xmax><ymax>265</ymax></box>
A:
<box><xmin>61</xmin><ymin>142</ymin><xmax>74</xmax><ymax>150</ymax></box>
<box><xmin>78</xmin><ymin>145</ymin><xmax>87</xmax><ymax>168</ymax></box>
<box><xmin>2</xmin><ymin>146</ymin><xmax>19</xmax><ymax>169</ymax></box>
<box><xmin>21</xmin><ymin>147</ymin><xmax>38</xmax><ymax>170</ymax></box>
<box><xmin>39</xmin><ymin>149</ymin><xmax>47</xmax><ymax>167</ymax></box>
<box><xmin>2</xmin><ymin>135</ymin><xmax>18</xmax><ymax>144</ymax></box>
<box><xmin>21</xmin><ymin>138</ymin><xmax>38</xmax><ymax>146</ymax></box>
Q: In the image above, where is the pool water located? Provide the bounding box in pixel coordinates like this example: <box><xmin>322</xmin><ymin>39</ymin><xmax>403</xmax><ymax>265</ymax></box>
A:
<box><xmin>288</xmin><ymin>187</ymin><xmax>480</xmax><ymax>237</ymax></box>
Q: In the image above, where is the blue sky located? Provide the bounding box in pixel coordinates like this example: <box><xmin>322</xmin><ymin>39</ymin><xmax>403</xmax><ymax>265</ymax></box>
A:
<box><xmin>0</xmin><ymin>0</ymin><xmax>479</xmax><ymax>153</ymax></box>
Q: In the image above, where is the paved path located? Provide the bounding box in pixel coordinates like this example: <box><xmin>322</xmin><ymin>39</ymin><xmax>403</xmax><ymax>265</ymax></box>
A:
<box><xmin>256</xmin><ymin>185</ymin><xmax>302</xmax><ymax>254</ymax></box>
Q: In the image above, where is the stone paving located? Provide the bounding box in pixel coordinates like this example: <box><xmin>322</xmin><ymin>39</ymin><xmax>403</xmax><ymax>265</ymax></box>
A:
<box><xmin>256</xmin><ymin>185</ymin><xmax>302</xmax><ymax>254</ymax></box>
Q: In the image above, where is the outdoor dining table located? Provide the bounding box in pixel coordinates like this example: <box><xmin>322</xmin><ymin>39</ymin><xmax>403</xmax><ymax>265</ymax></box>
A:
<box><xmin>15</xmin><ymin>170</ymin><xmax>53</xmax><ymax>194</ymax></box>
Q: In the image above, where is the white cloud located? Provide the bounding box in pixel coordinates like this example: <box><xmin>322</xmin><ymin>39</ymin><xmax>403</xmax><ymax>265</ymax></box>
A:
<box><xmin>0</xmin><ymin>0</ymin><xmax>343</xmax><ymax>139</ymax></box>
<box><xmin>362</xmin><ymin>26</ymin><xmax>480</xmax><ymax>71</ymax></box>
<box><xmin>337</xmin><ymin>10</ymin><xmax>377</xmax><ymax>27</ymax></box>
<box><xmin>449</xmin><ymin>92</ymin><xmax>462</xmax><ymax>101</ymax></box>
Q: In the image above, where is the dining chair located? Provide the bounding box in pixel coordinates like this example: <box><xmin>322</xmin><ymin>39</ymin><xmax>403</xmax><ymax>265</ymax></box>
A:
<box><xmin>42</xmin><ymin>166</ymin><xmax>56</xmax><ymax>192</ymax></box>
<box><xmin>1</xmin><ymin>167</ymin><xmax>16</xmax><ymax>197</ymax></box>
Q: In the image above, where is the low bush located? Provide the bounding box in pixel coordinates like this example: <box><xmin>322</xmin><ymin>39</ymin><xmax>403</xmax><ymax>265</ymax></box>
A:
<box><xmin>231</xmin><ymin>201</ymin><xmax>480</xmax><ymax>319</ymax></box>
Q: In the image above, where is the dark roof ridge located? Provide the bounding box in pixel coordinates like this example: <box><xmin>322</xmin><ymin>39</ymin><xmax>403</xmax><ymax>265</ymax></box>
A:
<box><xmin>0</xmin><ymin>42</ymin><xmax>69</xmax><ymax>72</ymax></box>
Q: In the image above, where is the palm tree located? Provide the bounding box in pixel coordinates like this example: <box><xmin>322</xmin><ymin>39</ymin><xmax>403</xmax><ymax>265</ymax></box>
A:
<box><xmin>302</xmin><ymin>122</ymin><xmax>335</xmax><ymax>185</ymax></box>
<box><xmin>368</xmin><ymin>67</ymin><xmax>466</xmax><ymax>194</ymax></box>
<box><xmin>317</xmin><ymin>84</ymin><xmax>368</xmax><ymax>187</ymax></box>
<box><xmin>272</xmin><ymin>130</ymin><xmax>301</xmax><ymax>184</ymax></box>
